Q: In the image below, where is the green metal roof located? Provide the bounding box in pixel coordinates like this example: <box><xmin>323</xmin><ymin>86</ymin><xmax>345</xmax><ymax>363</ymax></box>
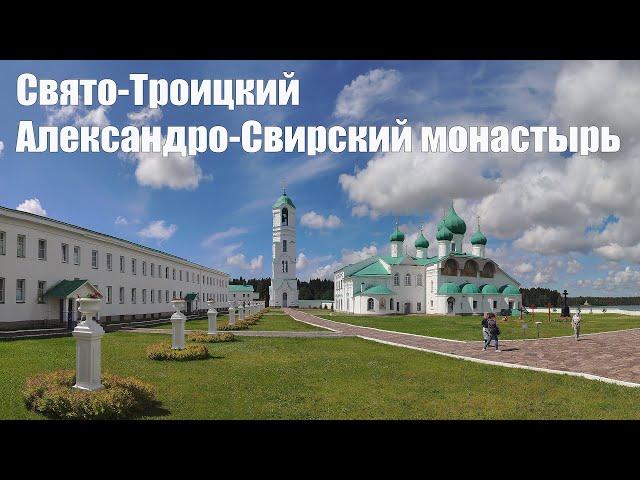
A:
<box><xmin>352</xmin><ymin>261</ymin><xmax>390</xmax><ymax>277</ymax></box>
<box><xmin>229</xmin><ymin>284</ymin><xmax>254</xmax><ymax>292</ymax></box>
<box><xmin>354</xmin><ymin>285</ymin><xmax>396</xmax><ymax>296</ymax></box>
<box><xmin>45</xmin><ymin>279</ymin><xmax>90</xmax><ymax>298</ymax></box>
<box><xmin>481</xmin><ymin>284</ymin><xmax>499</xmax><ymax>294</ymax></box>
<box><xmin>184</xmin><ymin>293</ymin><xmax>198</xmax><ymax>301</ymax></box>
<box><xmin>499</xmin><ymin>284</ymin><xmax>521</xmax><ymax>295</ymax></box>
<box><xmin>460</xmin><ymin>282</ymin><xmax>480</xmax><ymax>294</ymax></box>
<box><xmin>444</xmin><ymin>204</ymin><xmax>467</xmax><ymax>235</ymax></box>
<box><xmin>272</xmin><ymin>191</ymin><xmax>295</xmax><ymax>209</ymax></box>
<box><xmin>439</xmin><ymin>282</ymin><xmax>461</xmax><ymax>294</ymax></box>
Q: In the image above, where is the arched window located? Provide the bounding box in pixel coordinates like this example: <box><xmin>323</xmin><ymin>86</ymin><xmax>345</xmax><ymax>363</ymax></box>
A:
<box><xmin>443</xmin><ymin>259</ymin><xmax>459</xmax><ymax>276</ymax></box>
<box><xmin>393</xmin><ymin>273</ymin><xmax>400</xmax><ymax>286</ymax></box>
<box><xmin>451</xmin><ymin>242</ymin><xmax>456</xmax><ymax>252</ymax></box>
<box><xmin>417</xmin><ymin>274</ymin><xmax>423</xmax><ymax>286</ymax></box>
<box><xmin>462</xmin><ymin>260</ymin><xmax>479</xmax><ymax>277</ymax></box>
<box><xmin>389</xmin><ymin>298</ymin><xmax>394</xmax><ymax>310</ymax></box>
<box><xmin>367</xmin><ymin>298</ymin><xmax>375</xmax><ymax>311</ymax></box>
<box><xmin>405</xmin><ymin>273</ymin><xmax>411</xmax><ymax>286</ymax></box>
<box><xmin>281</xmin><ymin>208</ymin><xmax>289</xmax><ymax>226</ymax></box>
<box><xmin>282</xmin><ymin>261</ymin><xmax>285</xmax><ymax>273</ymax></box>
<box><xmin>283</xmin><ymin>240</ymin><xmax>287</xmax><ymax>252</ymax></box>
<box><xmin>430</xmin><ymin>281</ymin><xmax>434</xmax><ymax>293</ymax></box>
<box><xmin>482</xmin><ymin>262</ymin><xmax>495</xmax><ymax>278</ymax></box>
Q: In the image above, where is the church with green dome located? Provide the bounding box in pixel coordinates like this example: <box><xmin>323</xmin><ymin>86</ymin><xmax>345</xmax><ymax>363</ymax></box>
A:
<box><xmin>333</xmin><ymin>204</ymin><xmax>522</xmax><ymax>316</ymax></box>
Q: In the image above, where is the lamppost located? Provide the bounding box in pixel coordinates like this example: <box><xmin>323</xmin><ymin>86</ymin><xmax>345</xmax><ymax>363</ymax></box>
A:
<box><xmin>562</xmin><ymin>289</ymin><xmax>570</xmax><ymax>318</ymax></box>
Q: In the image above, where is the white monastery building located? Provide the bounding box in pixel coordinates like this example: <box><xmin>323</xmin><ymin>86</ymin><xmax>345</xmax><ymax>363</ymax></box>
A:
<box><xmin>269</xmin><ymin>189</ymin><xmax>299</xmax><ymax>307</ymax></box>
<box><xmin>334</xmin><ymin>204</ymin><xmax>522</xmax><ymax>316</ymax></box>
<box><xmin>229</xmin><ymin>284</ymin><xmax>259</xmax><ymax>305</ymax></box>
<box><xmin>0</xmin><ymin>206</ymin><xmax>230</xmax><ymax>330</ymax></box>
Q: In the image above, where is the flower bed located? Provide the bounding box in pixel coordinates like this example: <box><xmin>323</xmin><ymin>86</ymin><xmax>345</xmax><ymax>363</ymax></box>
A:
<box><xmin>188</xmin><ymin>332</ymin><xmax>235</xmax><ymax>343</ymax></box>
<box><xmin>23</xmin><ymin>370</ymin><xmax>157</xmax><ymax>420</ymax></box>
<box><xmin>146</xmin><ymin>343</ymin><xmax>209</xmax><ymax>361</ymax></box>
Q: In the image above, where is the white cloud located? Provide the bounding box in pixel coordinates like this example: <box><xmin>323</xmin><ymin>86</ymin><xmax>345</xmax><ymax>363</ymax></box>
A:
<box><xmin>46</xmin><ymin>104</ymin><xmax>110</xmax><ymax>128</ymax></box>
<box><xmin>202</xmin><ymin>227</ymin><xmax>248</xmax><ymax>247</ymax></box>
<box><xmin>514</xmin><ymin>262</ymin><xmax>534</xmax><ymax>275</ymax></box>
<box><xmin>334</xmin><ymin>68</ymin><xmax>401</xmax><ymax>121</ymax></box>
<box><xmin>226</xmin><ymin>253</ymin><xmax>263</xmax><ymax>271</ymax></box>
<box><xmin>296</xmin><ymin>252</ymin><xmax>309</xmax><ymax>269</ymax></box>
<box><xmin>300</xmin><ymin>211</ymin><xmax>342</xmax><ymax>229</ymax></box>
<box><xmin>74</xmin><ymin>106</ymin><xmax>110</xmax><ymax>128</ymax></box>
<box><xmin>127</xmin><ymin>106</ymin><xmax>163</xmax><ymax>126</ymax></box>
<box><xmin>566</xmin><ymin>259</ymin><xmax>582</xmax><ymax>274</ymax></box>
<box><xmin>137</xmin><ymin>220</ymin><xmax>177</xmax><ymax>242</ymax></box>
<box><xmin>17</xmin><ymin>198</ymin><xmax>47</xmax><ymax>216</ymax></box>
<box><xmin>131</xmin><ymin>139</ymin><xmax>205</xmax><ymax>190</ymax></box>
<box><xmin>0</xmin><ymin>140</ymin><xmax>4</xmax><ymax>156</ymax></box>
<box><xmin>115</xmin><ymin>216</ymin><xmax>129</xmax><ymax>226</ymax></box>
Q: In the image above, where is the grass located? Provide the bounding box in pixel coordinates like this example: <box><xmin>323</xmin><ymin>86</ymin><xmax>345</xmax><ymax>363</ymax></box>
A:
<box><xmin>311</xmin><ymin>312</ymin><xmax>640</xmax><ymax>341</ymax></box>
<box><xmin>2</xmin><ymin>331</ymin><xmax>640</xmax><ymax>419</ymax></box>
<box><xmin>154</xmin><ymin>314</ymin><xmax>324</xmax><ymax>332</ymax></box>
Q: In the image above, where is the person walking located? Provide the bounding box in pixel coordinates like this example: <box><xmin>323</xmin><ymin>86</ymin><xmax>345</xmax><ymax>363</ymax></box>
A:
<box><xmin>483</xmin><ymin>313</ymin><xmax>501</xmax><ymax>352</ymax></box>
<box><xmin>572</xmin><ymin>311</ymin><xmax>582</xmax><ymax>341</ymax></box>
<box><xmin>481</xmin><ymin>313</ymin><xmax>489</xmax><ymax>344</ymax></box>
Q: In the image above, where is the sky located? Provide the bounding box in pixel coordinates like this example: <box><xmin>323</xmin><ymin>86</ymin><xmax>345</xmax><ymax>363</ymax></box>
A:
<box><xmin>1</xmin><ymin>60</ymin><xmax>640</xmax><ymax>296</ymax></box>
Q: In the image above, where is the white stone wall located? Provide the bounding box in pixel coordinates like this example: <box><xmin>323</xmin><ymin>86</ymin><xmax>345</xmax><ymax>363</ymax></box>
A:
<box><xmin>0</xmin><ymin>210</ymin><xmax>229</xmax><ymax>326</ymax></box>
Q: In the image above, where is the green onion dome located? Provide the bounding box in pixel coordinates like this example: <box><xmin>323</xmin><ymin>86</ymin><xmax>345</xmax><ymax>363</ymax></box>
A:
<box><xmin>436</xmin><ymin>225</ymin><xmax>453</xmax><ymax>241</ymax></box>
<box><xmin>389</xmin><ymin>225</ymin><xmax>405</xmax><ymax>242</ymax></box>
<box><xmin>470</xmin><ymin>228</ymin><xmax>487</xmax><ymax>246</ymax></box>
<box><xmin>499</xmin><ymin>284</ymin><xmax>520</xmax><ymax>295</ymax></box>
<box><xmin>444</xmin><ymin>205</ymin><xmax>467</xmax><ymax>235</ymax></box>
<box><xmin>414</xmin><ymin>231</ymin><xmax>429</xmax><ymax>249</ymax></box>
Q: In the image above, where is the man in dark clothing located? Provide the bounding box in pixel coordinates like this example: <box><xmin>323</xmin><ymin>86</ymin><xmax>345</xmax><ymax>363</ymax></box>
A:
<box><xmin>483</xmin><ymin>313</ymin><xmax>501</xmax><ymax>352</ymax></box>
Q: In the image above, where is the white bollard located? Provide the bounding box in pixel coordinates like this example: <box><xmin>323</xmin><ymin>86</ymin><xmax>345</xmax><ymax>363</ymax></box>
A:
<box><xmin>170</xmin><ymin>299</ymin><xmax>187</xmax><ymax>350</ymax></box>
<box><xmin>228</xmin><ymin>306</ymin><xmax>236</xmax><ymax>326</ymax></box>
<box><xmin>238</xmin><ymin>305</ymin><xmax>245</xmax><ymax>322</ymax></box>
<box><xmin>207</xmin><ymin>301</ymin><xmax>218</xmax><ymax>334</ymax></box>
<box><xmin>73</xmin><ymin>297</ymin><xmax>104</xmax><ymax>391</ymax></box>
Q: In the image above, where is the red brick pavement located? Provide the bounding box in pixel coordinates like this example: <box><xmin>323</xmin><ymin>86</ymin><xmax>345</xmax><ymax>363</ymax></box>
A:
<box><xmin>284</xmin><ymin>309</ymin><xmax>640</xmax><ymax>387</ymax></box>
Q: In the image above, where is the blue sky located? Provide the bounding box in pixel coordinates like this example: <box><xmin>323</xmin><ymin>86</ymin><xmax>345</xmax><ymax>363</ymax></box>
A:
<box><xmin>2</xmin><ymin>60</ymin><xmax>640</xmax><ymax>296</ymax></box>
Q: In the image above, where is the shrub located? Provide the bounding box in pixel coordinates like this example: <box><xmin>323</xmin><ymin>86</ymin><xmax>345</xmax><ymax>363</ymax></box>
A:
<box><xmin>188</xmin><ymin>332</ymin><xmax>235</xmax><ymax>343</ymax></box>
<box><xmin>23</xmin><ymin>370</ymin><xmax>157</xmax><ymax>420</ymax></box>
<box><xmin>146</xmin><ymin>343</ymin><xmax>209</xmax><ymax>361</ymax></box>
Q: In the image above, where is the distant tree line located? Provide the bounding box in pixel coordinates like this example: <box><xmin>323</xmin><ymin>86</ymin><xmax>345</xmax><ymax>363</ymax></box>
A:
<box><xmin>521</xmin><ymin>287</ymin><xmax>640</xmax><ymax>307</ymax></box>
<box><xmin>230</xmin><ymin>277</ymin><xmax>335</xmax><ymax>306</ymax></box>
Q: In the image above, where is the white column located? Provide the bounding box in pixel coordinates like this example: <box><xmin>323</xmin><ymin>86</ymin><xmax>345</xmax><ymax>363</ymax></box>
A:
<box><xmin>207</xmin><ymin>301</ymin><xmax>218</xmax><ymax>334</ymax></box>
<box><xmin>170</xmin><ymin>299</ymin><xmax>187</xmax><ymax>350</ymax></box>
<box><xmin>73</xmin><ymin>298</ymin><xmax>104</xmax><ymax>391</ymax></box>
<box><xmin>228</xmin><ymin>305</ymin><xmax>236</xmax><ymax>326</ymax></box>
<box><xmin>238</xmin><ymin>305</ymin><xmax>245</xmax><ymax>321</ymax></box>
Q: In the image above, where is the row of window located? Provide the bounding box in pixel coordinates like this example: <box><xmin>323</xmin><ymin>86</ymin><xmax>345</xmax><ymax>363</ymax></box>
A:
<box><xmin>0</xmin><ymin>277</ymin><xmax>229</xmax><ymax>305</ymax></box>
<box><xmin>0</xmin><ymin>231</ymin><xmax>226</xmax><ymax>287</ymax></box>
<box><xmin>392</xmin><ymin>273</ymin><xmax>423</xmax><ymax>287</ymax></box>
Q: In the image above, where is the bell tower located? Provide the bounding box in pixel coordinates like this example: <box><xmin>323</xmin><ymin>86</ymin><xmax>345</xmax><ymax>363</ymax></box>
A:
<box><xmin>269</xmin><ymin>187</ymin><xmax>299</xmax><ymax>307</ymax></box>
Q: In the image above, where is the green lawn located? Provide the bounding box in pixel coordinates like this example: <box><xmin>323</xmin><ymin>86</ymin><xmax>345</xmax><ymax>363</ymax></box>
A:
<box><xmin>312</xmin><ymin>312</ymin><xmax>640</xmax><ymax>341</ymax></box>
<box><xmin>154</xmin><ymin>314</ymin><xmax>324</xmax><ymax>332</ymax></box>
<box><xmin>2</xmin><ymin>331</ymin><xmax>640</xmax><ymax>419</ymax></box>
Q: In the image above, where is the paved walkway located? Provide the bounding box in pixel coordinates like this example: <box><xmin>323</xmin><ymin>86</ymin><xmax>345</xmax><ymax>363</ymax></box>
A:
<box><xmin>284</xmin><ymin>309</ymin><xmax>640</xmax><ymax>387</ymax></box>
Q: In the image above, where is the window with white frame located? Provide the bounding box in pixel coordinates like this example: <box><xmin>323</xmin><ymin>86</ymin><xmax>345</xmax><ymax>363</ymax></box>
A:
<box><xmin>106</xmin><ymin>253</ymin><xmax>112</xmax><ymax>271</ymax></box>
<box><xmin>61</xmin><ymin>243</ymin><xmax>69</xmax><ymax>263</ymax></box>
<box><xmin>119</xmin><ymin>287</ymin><xmax>124</xmax><ymax>304</ymax></box>
<box><xmin>393</xmin><ymin>273</ymin><xmax>399</xmax><ymax>286</ymax></box>
<box><xmin>38</xmin><ymin>239</ymin><xmax>47</xmax><ymax>260</ymax></box>
<box><xmin>120</xmin><ymin>256</ymin><xmax>125</xmax><ymax>273</ymax></box>
<box><xmin>17</xmin><ymin>234</ymin><xmax>26</xmax><ymax>258</ymax></box>
<box><xmin>417</xmin><ymin>274</ymin><xmax>423</xmax><ymax>286</ymax></box>
<box><xmin>0</xmin><ymin>231</ymin><xmax>5</xmax><ymax>255</ymax></box>
<box><xmin>405</xmin><ymin>273</ymin><xmax>411</xmax><ymax>286</ymax></box>
<box><xmin>16</xmin><ymin>279</ymin><xmax>25</xmax><ymax>302</ymax></box>
<box><xmin>92</xmin><ymin>250</ymin><xmax>98</xmax><ymax>269</ymax></box>
<box><xmin>106</xmin><ymin>286</ymin><xmax>112</xmax><ymax>304</ymax></box>
<box><xmin>151</xmin><ymin>263</ymin><xmax>155</xmax><ymax>277</ymax></box>
<box><xmin>132</xmin><ymin>258</ymin><xmax>137</xmax><ymax>275</ymax></box>
<box><xmin>0</xmin><ymin>277</ymin><xmax>4</xmax><ymax>303</ymax></box>
<box><xmin>166</xmin><ymin>290</ymin><xmax>169</xmax><ymax>303</ymax></box>
<box><xmin>73</xmin><ymin>246</ymin><xmax>80</xmax><ymax>265</ymax></box>
<box><xmin>142</xmin><ymin>289</ymin><xmax>147</xmax><ymax>304</ymax></box>
<box><xmin>417</xmin><ymin>302</ymin><xmax>422</xmax><ymax>312</ymax></box>
<box><xmin>132</xmin><ymin>288</ymin><xmax>137</xmax><ymax>304</ymax></box>
<box><xmin>38</xmin><ymin>281</ymin><xmax>46</xmax><ymax>303</ymax></box>
<box><xmin>142</xmin><ymin>261</ymin><xmax>147</xmax><ymax>276</ymax></box>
